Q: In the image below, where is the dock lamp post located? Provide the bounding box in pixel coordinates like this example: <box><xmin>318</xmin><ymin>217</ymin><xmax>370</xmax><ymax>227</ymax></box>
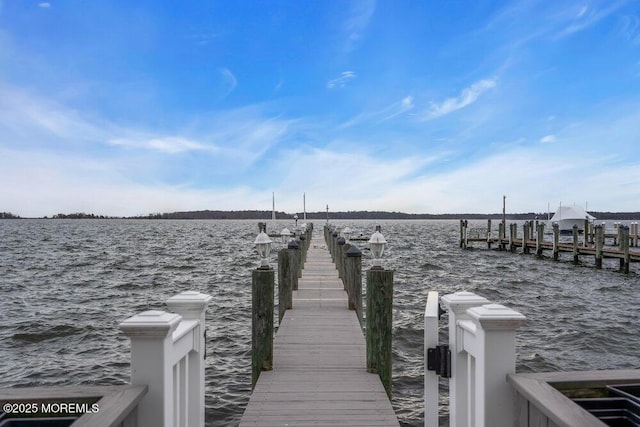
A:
<box><xmin>252</xmin><ymin>226</ymin><xmax>275</xmax><ymax>387</ymax></box>
<box><xmin>254</xmin><ymin>229</ymin><xmax>273</xmax><ymax>269</ymax></box>
<box><xmin>368</xmin><ymin>226</ymin><xmax>387</xmax><ymax>269</ymax></box>
<box><xmin>365</xmin><ymin>225</ymin><xmax>393</xmax><ymax>398</ymax></box>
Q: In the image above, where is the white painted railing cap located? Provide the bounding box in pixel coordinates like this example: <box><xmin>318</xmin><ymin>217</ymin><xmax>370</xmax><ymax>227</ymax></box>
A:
<box><xmin>441</xmin><ymin>291</ymin><xmax>490</xmax><ymax>314</ymax></box>
<box><xmin>467</xmin><ymin>303</ymin><xmax>526</xmax><ymax>330</ymax></box>
<box><xmin>166</xmin><ymin>290</ymin><xmax>213</xmax><ymax>313</ymax></box>
<box><xmin>119</xmin><ymin>310</ymin><xmax>182</xmax><ymax>337</ymax></box>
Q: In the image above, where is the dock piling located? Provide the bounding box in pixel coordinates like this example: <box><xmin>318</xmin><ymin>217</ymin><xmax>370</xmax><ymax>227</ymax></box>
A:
<box><xmin>345</xmin><ymin>244</ymin><xmax>363</xmax><ymax>325</ymax></box>
<box><xmin>251</xmin><ymin>267</ymin><xmax>274</xmax><ymax>388</ymax></box>
<box><xmin>366</xmin><ymin>267</ymin><xmax>394</xmax><ymax>398</ymax></box>
<box><xmin>277</xmin><ymin>248</ymin><xmax>292</xmax><ymax>323</ymax></box>
<box><xmin>553</xmin><ymin>222</ymin><xmax>560</xmax><ymax>260</ymax></box>
<box><xmin>595</xmin><ymin>224</ymin><xmax>604</xmax><ymax>269</ymax></box>
<box><xmin>572</xmin><ymin>225</ymin><xmax>579</xmax><ymax>265</ymax></box>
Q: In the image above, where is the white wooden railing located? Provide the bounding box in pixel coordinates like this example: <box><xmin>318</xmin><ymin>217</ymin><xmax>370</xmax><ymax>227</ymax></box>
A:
<box><xmin>425</xmin><ymin>291</ymin><xmax>525</xmax><ymax>427</ymax></box>
<box><xmin>120</xmin><ymin>290</ymin><xmax>212</xmax><ymax>427</ymax></box>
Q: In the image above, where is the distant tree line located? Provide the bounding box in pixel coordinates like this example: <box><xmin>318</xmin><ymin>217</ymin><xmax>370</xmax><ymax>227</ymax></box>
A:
<box><xmin>52</xmin><ymin>213</ymin><xmax>113</xmax><ymax>219</ymax></box>
<box><xmin>7</xmin><ymin>209</ymin><xmax>640</xmax><ymax>220</ymax></box>
<box><xmin>0</xmin><ymin>212</ymin><xmax>21</xmax><ymax>219</ymax></box>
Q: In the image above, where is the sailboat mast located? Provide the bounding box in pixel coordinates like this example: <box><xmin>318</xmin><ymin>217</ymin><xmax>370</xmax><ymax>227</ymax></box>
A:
<box><xmin>303</xmin><ymin>192</ymin><xmax>306</xmax><ymax>221</ymax></box>
<box><xmin>272</xmin><ymin>192</ymin><xmax>275</xmax><ymax>221</ymax></box>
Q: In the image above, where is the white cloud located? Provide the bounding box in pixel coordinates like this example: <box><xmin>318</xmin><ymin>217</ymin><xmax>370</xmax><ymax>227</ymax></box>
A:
<box><xmin>343</xmin><ymin>0</ymin><xmax>376</xmax><ymax>52</ymax></box>
<box><xmin>327</xmin><ymin>71</ymin><xmax>357</xmax><ymax>89</ymax></box>
<box><xmin>108</xmin><ymin>136</ymin><xmax>216</xmax><ymax>154</ymax></box>
<box><xmin>219</xmin><ymin>68</ymin><xmax>237</xmax><ymax>96</ymax></box>
<box><xmin>540</xmin><ymin>134</ymin><xmax>556</xmax><ymax>143</ymax></box>
<box><xmin>423</xmin><ymin>79</ymin><xmax>497</xmax><ymax>120</ymax></box>
<box><xmin>38</xmin><ymin>2</ymin><xmax>51</xmax><ymax>8</ymax></box>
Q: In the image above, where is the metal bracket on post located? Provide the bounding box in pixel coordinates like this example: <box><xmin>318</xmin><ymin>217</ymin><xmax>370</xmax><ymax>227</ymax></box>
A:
<box><xmin>427</xmin><ymin>344</ymin><xmax>451</xmax><ymax>378</ymax></box>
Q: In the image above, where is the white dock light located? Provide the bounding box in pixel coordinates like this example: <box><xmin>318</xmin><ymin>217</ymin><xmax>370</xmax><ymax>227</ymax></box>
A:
<box><xmin>280</xmin><ymin>227</ymin><xmax>291</xmax><ymax>245</ymax></box>
<box><xmin>368</xmin><ymin>226</ymin><xmax>387</xmax><ymax>268</ymax></box>
<box><xmin>254</xmin><ymin>227</ymin><xmax>272</xmax><ymax>269</ymax></box>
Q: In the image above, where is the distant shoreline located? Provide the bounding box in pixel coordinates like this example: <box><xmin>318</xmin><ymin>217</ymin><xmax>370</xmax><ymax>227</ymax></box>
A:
<box><xmin>3</xmin><ymin>210</ymin><xmax>640</xmax><ymax>221</ymax></box>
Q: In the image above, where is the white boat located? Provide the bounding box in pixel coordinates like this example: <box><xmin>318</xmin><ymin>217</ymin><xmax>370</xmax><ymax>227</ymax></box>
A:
<box><xmin>549</xmin><ymin>205</ymin><xmax>596</xmax><ymax>234</ymax></box>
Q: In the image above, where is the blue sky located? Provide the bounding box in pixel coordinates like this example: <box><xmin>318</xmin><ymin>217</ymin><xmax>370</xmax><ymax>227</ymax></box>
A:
<box><xmin>1</xmin><ymin>1</ymin><xmax>639</xmax><ymax>217</ymax></box>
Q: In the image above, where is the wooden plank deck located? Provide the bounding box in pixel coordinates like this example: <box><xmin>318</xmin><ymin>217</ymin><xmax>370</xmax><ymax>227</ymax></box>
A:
<box><xmin>239</xmin><ymin>235</ymin><xmax>400</xmax><ymax>426</ymax></box>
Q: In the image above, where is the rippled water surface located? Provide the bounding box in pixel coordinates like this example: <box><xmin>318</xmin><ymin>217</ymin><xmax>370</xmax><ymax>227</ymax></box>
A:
<box><xmin>1</xmin><ymin>219</ymin><xmax>638</xmax><ymax>426</ymax></box>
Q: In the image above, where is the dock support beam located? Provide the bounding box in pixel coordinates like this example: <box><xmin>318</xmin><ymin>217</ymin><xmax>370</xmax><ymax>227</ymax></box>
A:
<box><xmin>252</xmin><ymin>267</ymin><xmax>274</xmax><ymax>388</ymax></box>
<box><xmin>366</xmin><ymin>267</ymin><xmax>394</xmax><ymax>398</ymax></box>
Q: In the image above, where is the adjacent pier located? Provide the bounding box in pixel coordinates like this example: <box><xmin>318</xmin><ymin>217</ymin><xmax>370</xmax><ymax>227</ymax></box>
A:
<box><xmin>239</xmin><ymin>234</ymin><xmax>400</xmax><ymax>426</ymax></box>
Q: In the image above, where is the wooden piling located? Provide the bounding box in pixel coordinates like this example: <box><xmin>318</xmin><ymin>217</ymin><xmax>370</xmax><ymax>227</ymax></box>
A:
<box><xmin>498</xmin><ymin>222</ymin><xmax>504</xmax><ymax>250</ymax></box>
<box><xmin>522</xmin><ymin>221</ymin><xmax>530</xmax><ymax>254</ymax></box>
<box><xmin>288</xmin><ymin>239</ymin><xmax>300</xmax><ymax>290</ymax></box>
<box><xmin>553</xmin><ymin>223</ymin><xmax>560</xmax><ymax>261</ymax></box>
<box><xmin>536</xmin><ymin>222</ymin><xmax>545</xmax><ymax>257</ymax></box>
<box><xmin>460</xmin><ymin>219</ymin><xmax>464</xmax><ymax>248</ymax></box>
<box><xmin>337</xmin><ymin>237</ymin><xmax>346</xmax><ymax>280</ymax></box>
<box><xmin>572</xmin><ymin>225</ymin><xmax>579</xmax><ymax>265</ymax></box>
<box><xmin>366</xmin><ymin>267</ymin><xmax>394</xmax><ymax>398</ymax></box>
<box><xmin>345</xmin><ymin>245</ymin><xmax>363</xmax><ymax>325</ymax></box>
<box><xmin>487</xmin><ymin>219</ymin><xmax>492</xmax><ymax>249</ymax></box>
<box><xmin>622</xmin><ymin>226</ymin><xmax>630</xmax><ymax>274</ymax></box>
<box><xmin>595</xmin><ymin>224</ymin><xmax>603</xmax><ymax>269</ymax></box>
<box><xmin>277</xmin><ymin>249</ymin><xmax>292</xmax><ymax>323</ymax></box>
<box><xmin>252</xmin><ymin>267</ymin><xmax>274</xmax><ymax>388</ymax></box>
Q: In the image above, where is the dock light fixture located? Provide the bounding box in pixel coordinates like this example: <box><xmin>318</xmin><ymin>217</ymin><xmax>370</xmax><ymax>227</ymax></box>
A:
<box><xmin>280</xmin><ymin>227</ymin><xmax>291</xmax><ymax>245</ymax></box>
<box><xmin>254</xmin><ymin>229</ymin><xmax>272</xmax><ymax>269</ymax></box>
<box><xmin>293</xmin><ymin>214</ymin><xmax>298</xmax><ymax>228</ymax></box>
<box><xmin>342</xmin><ymin>227</ymin><xmax>352</xmax><ymax>242</ymax></box>
<box><xmin>368</xmin><ymin>226</ymin><xmax>387</xmax><ymax>268</ymax></box>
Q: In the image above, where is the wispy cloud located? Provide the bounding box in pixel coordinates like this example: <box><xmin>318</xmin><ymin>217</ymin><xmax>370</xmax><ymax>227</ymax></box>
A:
<box><xmin>557</xmin><ymin>2</ymin><xmax>626</xmax><ymax>38</ymax></box>
<box><xmin>540</xmin><ymin>134</ymin><xmax>556</xmax><ymax>143</ymax></box>
<box><xmin>219</xmin><ymin>68</ymin><xmax>237</xmax><ymax>96</ymax></box>
<box><xmin>343</xmin><ymin>0</ymin><xmax>376</xmax><ymax>52</ymax></box>
<box><xmin>108</xmin><ymin>136</ymin><xmax>216</xmax><ymax>154</ymax></box>
<box><xmin>618</xmin><ymin>14</ymin><xmax>640</xmax><ymax>45</ymax></box>
<box><xmin>38</xmin><ymin>2</ymin><xmax>51</xmax><ymax>8</ymax></box>
<box><xmin>339</xmin><ymin>95</ymin><xmax>414</xmax><ymax>128</ymax></box>
<box><xmin>327</xmin><ymin>71</ymin><xmax>357</xmax><ymax>89</ymax></box>
<box><xmin>423</xmin><ymin>79</ymin><xmax>497</xmax><ymax>120</ymax></box>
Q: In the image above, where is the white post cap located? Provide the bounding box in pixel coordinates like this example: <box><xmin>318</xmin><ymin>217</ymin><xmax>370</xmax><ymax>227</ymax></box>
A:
<box><xmin>467</xmin><ymin>304</ymin><xmax>526</xmax><ymax>330</ymax></box>
<box><xmin>441</xmin><ymin>291</ymin><xmax>490</xmax><ymax>314</ymax></box>
<box><xmin>119</xmin><ymin>310</ymin><xmax>182</xmax><ymax>337</ymax></box>
<box><xmin>166</xmin><ymin>290</ymin><xmax>213</xmax><ymax>317</ymax></box>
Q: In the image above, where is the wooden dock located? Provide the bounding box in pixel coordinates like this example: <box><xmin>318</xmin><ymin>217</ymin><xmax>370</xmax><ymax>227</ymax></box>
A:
<box><xmin>239</xmin><ymin>235</ymin><xmax>400</xmax><ymax>426</ymax></box>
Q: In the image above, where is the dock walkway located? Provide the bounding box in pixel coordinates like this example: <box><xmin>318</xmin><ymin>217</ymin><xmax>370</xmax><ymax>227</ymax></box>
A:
<box><xmin>239</xmin><ymin>234</ymin><xmax>400</xmax><ymax>426</ymax></box>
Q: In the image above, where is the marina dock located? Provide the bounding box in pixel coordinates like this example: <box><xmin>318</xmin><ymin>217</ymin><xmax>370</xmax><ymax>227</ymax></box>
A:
<box><xmin>460</xmin><ymin>219</ymin><xmax>640</xmax><ymax>273</ymax></box>
<box><xmin>239</xmin><ymin>234</ymin><xmax>400</xmax><ymax>426</ymax></box>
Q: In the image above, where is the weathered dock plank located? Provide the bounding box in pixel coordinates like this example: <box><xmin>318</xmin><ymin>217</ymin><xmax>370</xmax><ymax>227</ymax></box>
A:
<box><xmin>240</xmin><ymin>235</ymin><xmax>400</xmax><ymax>427</ymax></box>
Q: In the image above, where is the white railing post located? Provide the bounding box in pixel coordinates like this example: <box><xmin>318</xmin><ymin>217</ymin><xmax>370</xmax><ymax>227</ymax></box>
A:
<box><xmin>424</xmin><ymin>291</ymin><xmax>439</xmax><ymax>427</ymax></box>
<box><xmin>441</xmin><ymin>292</ymin><xmax>489</xmax><ymax>427</ymax></box>
<box><xmin>120</xmin><ymin>310</ymin><xmax>182</xmax><ymax>427</ymax></box>
<box><xmin>167</xmin><ymin>291</ymin><xmax>212</xmax><ymax>427</ymax></box>
<box><xmin>467</xmin><ymin>304</ymin><xmax>525</xmax><ymax>427</ymax></box>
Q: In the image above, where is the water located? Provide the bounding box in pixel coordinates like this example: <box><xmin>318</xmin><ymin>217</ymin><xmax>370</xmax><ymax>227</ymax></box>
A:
<box><xmin>1</xmin><ymin>219</ymin><xmax>639</xmax><ymax>426</ymax></box>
